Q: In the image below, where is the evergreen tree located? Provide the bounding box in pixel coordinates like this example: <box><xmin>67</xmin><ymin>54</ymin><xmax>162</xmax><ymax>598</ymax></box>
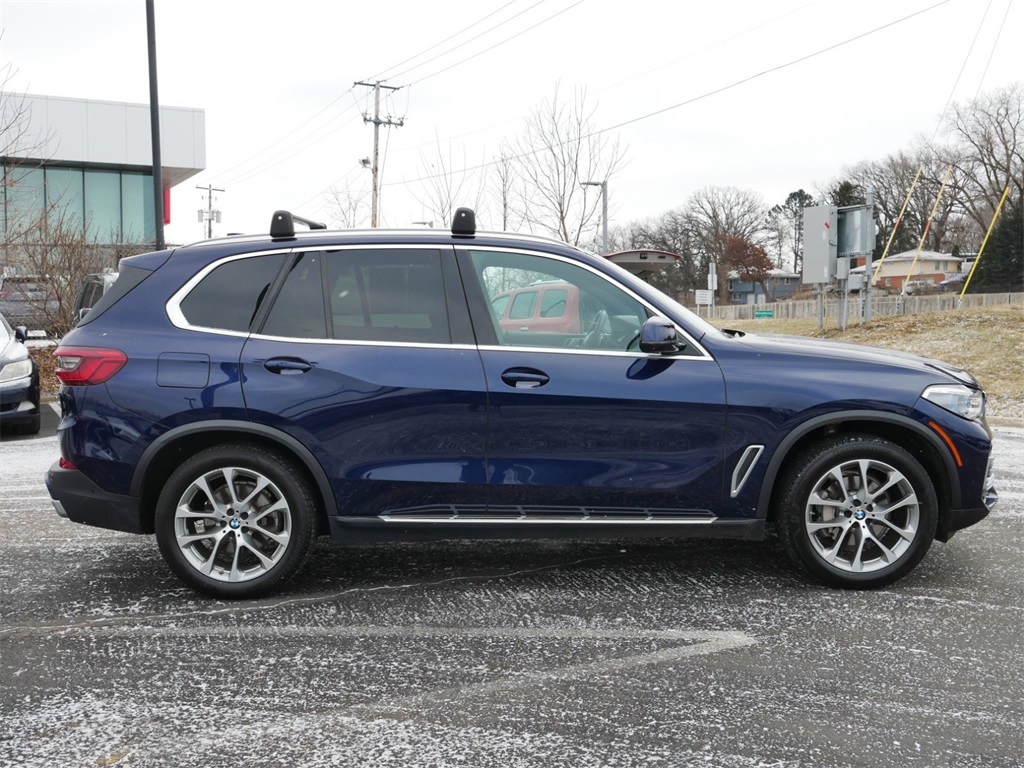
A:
<box><xmin>966</xmin><ymin>197</ymin><xmax>1022</xmax><ymax>293</ymax></box>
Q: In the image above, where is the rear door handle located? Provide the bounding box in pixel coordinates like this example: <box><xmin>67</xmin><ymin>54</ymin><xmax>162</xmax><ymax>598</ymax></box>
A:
<box><xmin>500</xmin><ymin>367</ymin><xmax>550</xmax><ymax>389</ymax></box>
<box><xmin>264</xmin><ymin>357</ymin><xmax>313</xmax><ymax>375</ymax></box>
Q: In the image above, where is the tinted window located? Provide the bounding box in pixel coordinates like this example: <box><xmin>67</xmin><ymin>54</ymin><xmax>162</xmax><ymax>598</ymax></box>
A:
<box><xmin>77</xmin><ymin>266</ymin><xmax>152</xmax><ymax>327</ymax></box>
<box><xmin>326</xmin><ymin>249</ymin><xmax>450</xmax><ymax>344</ymax></box>
<box><xmin>180</xmin><ymin>253</ymin><xmax>286</xmax><ymax>332</ymax></box>
<box><xmin>262</xmin><ymin>252</ymin><xmax>327</xmax><ymax>339</ymax></box>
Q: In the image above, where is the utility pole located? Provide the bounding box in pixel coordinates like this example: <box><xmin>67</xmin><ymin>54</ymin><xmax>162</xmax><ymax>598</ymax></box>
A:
<box><xmin>354</xmin><ymin>81</ymin><xmax>404</xmax><ymax>227</ymax></box>
<box><xmin>582</xmin><ymin>180</ymin><xmax>608</xmax><ymax>254</ymax></box>
<box><xmin>145</xmin><ymin>0</ymin><xmax>164</xmax><ymax>250</ymax></box>
<box><xmin>196</xmin><ymin>184</ymin><xmax>224</xmax><ymax>239</ymax></box>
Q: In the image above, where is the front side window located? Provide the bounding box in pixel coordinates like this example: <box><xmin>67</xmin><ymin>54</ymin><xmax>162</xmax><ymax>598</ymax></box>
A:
<box><xmin>326</xmin><ymin>248</ymin><xmax>450</xmax><ymax>344</ymax></box>
<box><xmin>180</xmin><ymin>253</ymin><xmax>286</xmax><ymax>332</ymax></box>
<box><xmin>469</xmin><ymin>250</ymin><xmax>648</xmax><ymax>352</ymax></box>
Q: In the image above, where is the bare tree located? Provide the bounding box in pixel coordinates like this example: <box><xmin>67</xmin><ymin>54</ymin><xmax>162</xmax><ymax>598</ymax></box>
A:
<box><xmin>11</xmin><ymin>207</ymin><xmax>150</xmax><ymax>335</ymax></box>
<box><xmin>414</xmin><ymin>135</ymin><xmax>484</xmax><ymax>229</ymax></box>
<box><xmin>685</xmin><ymin>185</ymin><xmax>768</xmax><ymax>301</ymax></box>
<box><xmin>324</xmin><ymin>182</ymin><xmax>370</xmax><ymax>229</ymax></box>
<box><xmin>941</xmin><ymin>81</ymin><xmax>1024</xmax><ymax>233</ymax></box>
<box><xmin>489</xmin><ymin>146</ymin><xmax>521</xmax><ymax>231</ymax></box>
<box><xmin>2</xmin><ymin>65</ymin><xmax>53</xmax><ymax>253</ymax></box>
<box><xmin>508</xmin><ymin>84</ymin><xmax>626</xmax><ymax>246</ymax></box>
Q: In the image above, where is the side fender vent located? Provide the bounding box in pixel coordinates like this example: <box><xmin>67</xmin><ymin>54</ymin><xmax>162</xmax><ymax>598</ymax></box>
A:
<box><xmin>731</xmin><ymin>445</ymin><xmax>765</xmax><ymax>498</ymax></box>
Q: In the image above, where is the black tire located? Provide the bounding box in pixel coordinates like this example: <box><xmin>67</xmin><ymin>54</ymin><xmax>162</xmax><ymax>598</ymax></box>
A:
<box><xmin>775</xmin><ymin>434</ymin><xmax>938</xmax><ymax>589</ymax></box>
<box><xmin>16</xmin><ymin>413</ymin><xmax>41</xmax><ymax>435</ymax></box>
<box><xmin>155</xmin><ymin>443</ymin><xmax>318</xmax><ymax>599</ymax></box>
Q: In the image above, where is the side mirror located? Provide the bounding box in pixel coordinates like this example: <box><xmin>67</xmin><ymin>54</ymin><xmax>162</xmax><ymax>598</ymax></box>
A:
<box><xmin>14</xmin><ymin>326</ymin><xmax>28</xmax><ymax>344</ymax></box>
<box><xmin>639</xmin><ymin>317</ymin><xmax>682</xmax><ymax>354</ymax></box>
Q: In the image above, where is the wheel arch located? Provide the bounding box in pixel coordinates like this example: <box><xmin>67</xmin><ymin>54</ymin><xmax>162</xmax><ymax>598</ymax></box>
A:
<box><xmin>759</xmin><ymin>411</ymin><xmax>959</xmax><ymax>534</ymax></box>
<box><xmin>130</xmin><ymin>420</ymin><xmax>337</xmax><ymax>534</ymax></box>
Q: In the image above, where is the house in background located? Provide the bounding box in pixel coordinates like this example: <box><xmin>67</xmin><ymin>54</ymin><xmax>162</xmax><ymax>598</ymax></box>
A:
<box><xmin>856</xmin><ymin>249</ymin><xmax>963</xmax><ymax>292</ymax></box>
<box><xmin>727</xmin><ymin>268</ymin><xmax>801</xmax><ymax>305</ymax></box>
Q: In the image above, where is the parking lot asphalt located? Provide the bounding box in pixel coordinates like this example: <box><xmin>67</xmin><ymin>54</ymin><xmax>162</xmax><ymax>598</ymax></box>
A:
<box><xmin>1</xmin><ymin>422</ymin><xmax>1021</xmax><ymax>768</ymax></box>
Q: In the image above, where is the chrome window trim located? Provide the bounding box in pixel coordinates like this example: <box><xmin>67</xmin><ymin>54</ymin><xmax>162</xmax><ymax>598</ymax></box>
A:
<box><xmin>166</xmin><ymin>243</ymin><xmax>451</xmax><ymax>338</ymax></box>
<box><xmin>458</xmin><ymin>245</ymin><xmax>713</xmax><ymax>361</ymax></box>
<box><xmin>166</xmin><ymin>243</ymin><xmax>713</xmax><ymax>364</ymax></box>
<box><xmin>166</xmin><ymin>248</ymin><xmax>295</xmax><ymax>333</ymax></box>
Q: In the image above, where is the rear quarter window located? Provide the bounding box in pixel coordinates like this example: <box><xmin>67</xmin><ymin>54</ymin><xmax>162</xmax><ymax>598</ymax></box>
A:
<box><xmin>180</xmin><ymin>253</ymin><xmax>286</xmax><ymax>332</ymax></box>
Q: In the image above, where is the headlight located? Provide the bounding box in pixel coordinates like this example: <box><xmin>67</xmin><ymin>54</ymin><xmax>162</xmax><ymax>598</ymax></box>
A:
<box><xmin>0</xmin><ymin>358</ymin><xmax>33</xmax><ymax>383</ymax></box>
<box><xmin>922</xmin><ymin>384</ymin><xmax>985</xmax><ymax>420</ymax></box>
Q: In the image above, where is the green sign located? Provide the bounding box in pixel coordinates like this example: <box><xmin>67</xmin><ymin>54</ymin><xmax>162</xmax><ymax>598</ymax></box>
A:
<box><xmin>754</xmin><ymin>309</ymin><xmax>774</xmax><ymax>319</ymax></box>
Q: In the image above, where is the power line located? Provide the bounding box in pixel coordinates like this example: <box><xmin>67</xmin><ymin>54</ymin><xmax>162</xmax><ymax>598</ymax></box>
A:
<box><xmin>366</xmin><ymin>0</ymin><xmax>521</xmax><ymax>82</ymax></box>
<box><xmin>929</xmin><ymin>0</ymin><xmax>992</xmax><ymax>144</ymax></box>
<box><xmin>406</xmin><ymin>0</ymin><xmax>587</xmax><ymax>87</ymax></box>
<box><xmin>385</xmin><ymin>0</ymin><xmax>954</xmax><ymax>188</ymax></box>
<box><xmin>207</xmin><ymin>88</ymin><xmax>356</xmax><ymax>182</ymax></box>
<box><xmin>202</xmin><ymin>3</ymin><xmax>533</xmax><ymax>185</ymax></box>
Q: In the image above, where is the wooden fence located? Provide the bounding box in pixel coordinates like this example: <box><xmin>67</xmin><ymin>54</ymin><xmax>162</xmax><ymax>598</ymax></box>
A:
<box><xmin>698</xmin><ymin>292</ymin><xmax>1024</xmax><ymax>322</ymax></box>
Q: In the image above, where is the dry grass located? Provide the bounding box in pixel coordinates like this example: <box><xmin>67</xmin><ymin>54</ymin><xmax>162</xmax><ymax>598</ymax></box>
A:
<box><xmin>715</xmin><ymin>305</ymin><xmax>1024</xmax><ymax>421</ymax></box>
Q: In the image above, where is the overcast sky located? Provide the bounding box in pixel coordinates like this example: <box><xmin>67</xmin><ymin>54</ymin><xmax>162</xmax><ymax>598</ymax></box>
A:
<box><xmin>0</xmin><ymin>0</ymin><xmax>1019</xmax><ymax>245</ymax></box>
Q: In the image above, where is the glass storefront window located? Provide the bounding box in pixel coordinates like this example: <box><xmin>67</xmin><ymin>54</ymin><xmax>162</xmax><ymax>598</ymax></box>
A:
<box><xmin>85</xmin><ymin>170</ymin><xmax>122</xmax><ymax>242</ymax></box>
<box><xmin>121</xmin><ymin>172</ymin><xmax>155</xmax><ymax>243</ymax></box>
<box><xmin>3</xmin><ymin>166</ymin><xmax>45</xmax><ymax>240</ymax></box>
<box><xmin>45</xmin><ymin>168</ymin><xmax>85</xmax><ymax>231</ymax></box>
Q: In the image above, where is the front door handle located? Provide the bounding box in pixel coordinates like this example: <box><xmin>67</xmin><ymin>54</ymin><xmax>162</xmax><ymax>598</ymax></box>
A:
<box><xmin>264</xmin><ymin>357</ymin><xmax>313</xmax><ymax>375</ymax></box>
<box><xmin>500</xmin><ymin>367</ymin><xmax>550</xmax><ymax>389</ymax></box>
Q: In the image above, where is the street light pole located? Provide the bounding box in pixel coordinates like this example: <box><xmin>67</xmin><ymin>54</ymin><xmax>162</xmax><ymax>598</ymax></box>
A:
<box><xmin>582</xmin><ymin>180</ymin><xmax>608</xmax><ymax>255</ymax></box>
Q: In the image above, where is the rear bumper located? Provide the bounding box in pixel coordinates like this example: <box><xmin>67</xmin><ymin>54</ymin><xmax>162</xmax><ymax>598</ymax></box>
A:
<box><xmin>45</xmin><ymin>461</ymin><xmax>148</xmax><ymax>534</ymax></box>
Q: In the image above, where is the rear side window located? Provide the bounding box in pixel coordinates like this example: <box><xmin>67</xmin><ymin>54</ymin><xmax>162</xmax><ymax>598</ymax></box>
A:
<box><xmin>262</xmin><ymin>252</ymin><xmax>327</xmax><ymax>339</ymax></box>
<box><xmin>326</xmin><ymin>249</ymin><xmax>450</xmax><ymax>344</ymax></box>
<box><xmin>180</xmin><ymin>253</ymin><xmax>286</xmax><ymax>332</ymax></box>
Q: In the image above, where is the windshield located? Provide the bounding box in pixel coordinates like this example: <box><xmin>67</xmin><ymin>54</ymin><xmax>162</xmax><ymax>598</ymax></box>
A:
<box><xmin>0</xmin><ymin>315</ymin><xmax>11</xmax><ymax>346</ymax></box>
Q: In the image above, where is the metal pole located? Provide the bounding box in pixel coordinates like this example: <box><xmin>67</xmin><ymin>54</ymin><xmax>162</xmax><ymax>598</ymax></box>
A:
<box><xmin>146</xmin><ymin>0</ymin><xmax>165</xmax><ymax>250</ymax></box>
<box><xmin>863</xmin><ymin>187</ymin><xmax>873</xmax><ymax>323</ymax></box>
<box><xmin>600</xmin><ymin>180</ymin><xmax>608</xmax><ymax>255</ymax></box>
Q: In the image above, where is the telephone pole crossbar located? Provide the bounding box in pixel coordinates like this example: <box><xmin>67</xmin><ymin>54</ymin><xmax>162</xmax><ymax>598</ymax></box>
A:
<box><xmin>354</xmin><ymin>81</ymin><xmax>404</xmax><ymax>228</ymax></box>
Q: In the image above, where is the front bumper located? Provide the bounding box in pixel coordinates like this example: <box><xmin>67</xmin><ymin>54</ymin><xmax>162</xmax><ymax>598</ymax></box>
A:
<box><xmin>45</xmin><ymin>461</ymin><xmax>148</xmax><ymax>534</ymax></box>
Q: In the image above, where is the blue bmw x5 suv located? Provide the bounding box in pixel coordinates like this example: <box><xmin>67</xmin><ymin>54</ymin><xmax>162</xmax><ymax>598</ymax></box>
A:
<box><xmin>46</xmin><ymin>209</ymin><xmax>997</xmax><ymax>598</ymax></box>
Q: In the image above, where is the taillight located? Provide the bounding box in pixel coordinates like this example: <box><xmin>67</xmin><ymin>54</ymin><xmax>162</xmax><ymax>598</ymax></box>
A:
<box><xmin>59</xmin><ymin>457</ymin><xmax>77</xmax><ymax>469</ymax></box>
<box><xmin>54</xmin><ymin>346</ymin><xmax>127</xmax><ymax>385</ymax></box>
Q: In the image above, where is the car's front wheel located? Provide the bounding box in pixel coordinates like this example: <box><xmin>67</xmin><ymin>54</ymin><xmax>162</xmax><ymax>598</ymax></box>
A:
<box><xmin>155</xmin><ymin>444</ymin><xmax>318</xmax><ymax>599</ymax></box>
<box><xmin>776</xmin><ymin>434</ymin><xmax>938</xmax><ymax>588</ymax></box>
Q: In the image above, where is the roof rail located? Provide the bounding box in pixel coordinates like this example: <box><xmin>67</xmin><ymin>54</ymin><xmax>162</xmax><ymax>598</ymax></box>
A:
<box><xmin>451</xmin><ymin>207</ymin><xmax>475</xmax><ymax>237</ymax></box>
<box><xmin>270</xmin><ymin>210</ymin><xmax>327</xmax><ymax>240</ymax></box>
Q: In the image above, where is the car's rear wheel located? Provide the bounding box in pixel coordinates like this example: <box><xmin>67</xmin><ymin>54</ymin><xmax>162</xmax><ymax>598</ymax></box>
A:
<box><xmin>155</xmin><ymin>444</ymin><xmax>318</xmax><ymax>599</ymax></box>
<box><xmin>776</xmin><ymin>434</ymin><xmax>938</xmax><ymax>588</ymax></box>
